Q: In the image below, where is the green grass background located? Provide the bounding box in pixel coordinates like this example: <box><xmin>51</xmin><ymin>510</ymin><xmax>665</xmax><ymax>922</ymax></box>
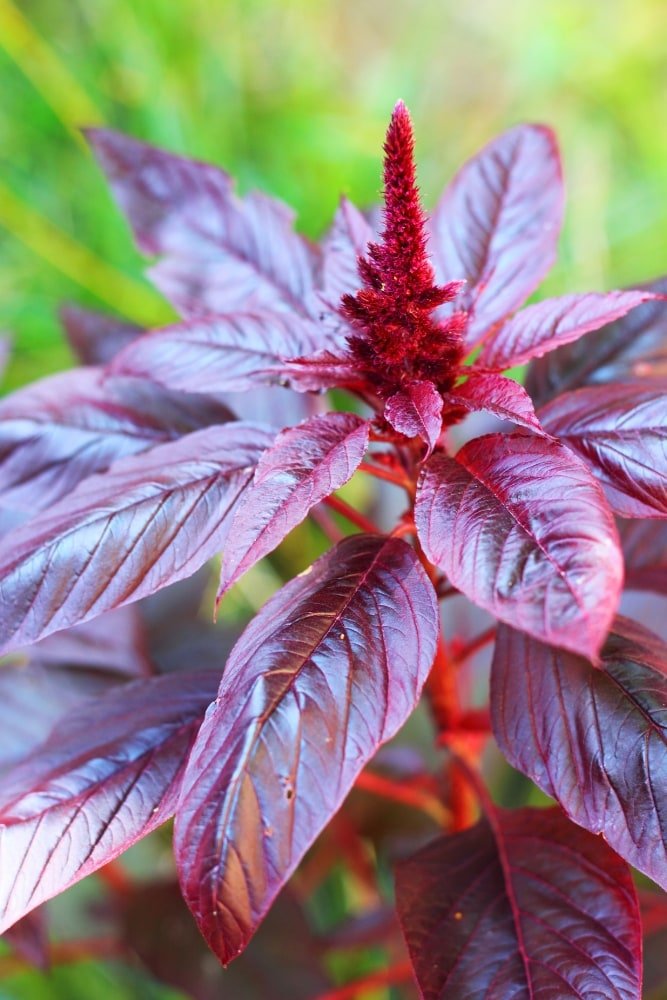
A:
<box><xmin>1</xmin><ymin>0</ymin><xmax>667</xmax><ymax>390</ymax></box>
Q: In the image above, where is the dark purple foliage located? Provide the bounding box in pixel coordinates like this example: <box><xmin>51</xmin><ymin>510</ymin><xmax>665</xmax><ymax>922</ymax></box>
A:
<box><xmin>0</xmin><ymin>102</ymin><xmax>665</xmax><ymax>992</ymax></box>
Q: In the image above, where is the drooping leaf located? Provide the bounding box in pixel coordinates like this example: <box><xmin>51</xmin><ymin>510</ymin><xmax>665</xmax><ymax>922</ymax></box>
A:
<box><xmin>86</xmin><ymin>129</ymin><xmax>318</xmax><ymax>320</ymax></box>
<box><xmin>619</xmin><ymin>518</ymin><xmax>667</xmax><ymax>593</ymax></box>
<box><xmin>525</xmin><ymin>275</ymin><xmax>667</xmax><ymax>405</ymax></box>
<box><xmin>175</xmin><ymin>534</ymin><xmax>438</xmax><ymax>965</ymax></box>
<box><xmin>395</xmin><ymin>805</ymin><xmax>642</xmax><ymax>999</ymax></box>
<box><xmin>491</xmin><ymin>617</ymin><xmax>667</xmax><ymax>889</ymax></box>
<box><xmin>218</xmin><ymin>412</ymin><xmax>370</xmax><ymax>595</ymax></box>
<box><xmin>442</xmin><ymin>372</ymin><xmax>543</xmax><ymax>433</ymax></box>
<box><xmin>0</xmin><ymin>368</ymin><xmax>235</xmax><ymax>510</ymax></box>
<box><xmin>477</xmin><ymin>290</ymin><xmax>655</xmax><ymax>370</ymax></box>
<box><xmin>429</xmin><ymin>124</ymin><xmax>563</xmax><ymax>348</ymax></box>
<box><xmin>60</xmin><ymin>304</ymin><xmax>142</xmax><ymax>366</ymax></box>
<box><xmin>0</xmin><ymin>670</ymin><xmax>220</xmax><ymax>933</ymax></box>
<box><xmin>111</xmin><ymin>311</ymin><xmax>322</xmax><ymax>394</ymax></box>
<box><xmin>0</xmin><ymin>422</ymin><xmax>275</xmax><ymax>653</ymax></box>
<box><xmin>539</xmin><ymin>381</ymin><xmax>667</xmax><ymax>518</ymax></box>
<box><xmin>415</xmin><ymin>433</ymin><xmax>623</xmax><ymax>658</ymax></box>
<box><xmin>384</xmin><ymin>380</ymin><xmax>443</xmax><ymax>456</ymax></box>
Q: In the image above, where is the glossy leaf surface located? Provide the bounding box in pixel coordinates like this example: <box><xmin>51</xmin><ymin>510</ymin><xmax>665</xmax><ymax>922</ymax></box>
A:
<box><xmin>0</xmin><ymin>670</ymin><xmax>219</xmax><ymax>932</ymax></box>
<box><xmin>218</xmin><ymin>412</ymin><xmax>370</xmax><ymax>595</ymax></box>
<box><xmin>0</xmin><ymin>423</ymin><xmax>274</xmax><ymax>653</ymax></box>
<box><xmin>478</xmin><ymin>290</ymin><xmax>654</xmax><ymax>370</ymax></box>
<box><xmin>175</xmin><ymin>534</ymin><xmax>438</xmax><ymax>965</ymax></box>
<box><xmin>111</xmin><ymin>311</ymin><xmax>321</xmax><ymax>394</ymax></box>
<box><xmin>415</xmin><ymin>434</ymin><xmax>623</xmax><ymax>658</ymax></box>
<box><xmin>491</xmin><ymin>618</ymin><xmax>667</xmax><ymax>888</ymax></box>
<box><xmin>59</xmin><ymin>304</ymin><xmax>142</xmax><ymax>366</ymax></box>
<box><xmin>86</xmin><ymin>129</ymin><xmax>317</xmax><ymax>320</ymax></box>
<box><xmin>396</xmin><ymin>806</ymin><xmax>641</xmax><ymax>999</ymax></box>
<box><xmin>384</xmin><ymin>380</ymin><xmax>443</xmax><ymax>456</ymax></box>
<box><xmin>526</xmin><ymin>276</ymin><xmax>667</xmax><ymax>404</ymax></box>
<box><xmin>0</xmin><ymin>367</ymin><xmax>234</xmax><ymax>510</ymax></box>
<box><xmin>430</xmin><ymin>124</ymin><xmax>563</xmax><ymax>347</ymax></box>
<box><xmin>539</xmin><ymin>381</ymin><xmax>667</xmax><ymax>518</ymax></box>
<box><xmin>442</xmin><ymin>372</ymin><xmax>543</xmax><ymax>433</ymax></box>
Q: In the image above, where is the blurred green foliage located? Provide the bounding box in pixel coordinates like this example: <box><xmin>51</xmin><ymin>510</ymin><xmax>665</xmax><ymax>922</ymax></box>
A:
<box><xmin>1</xmin><ymin>0</ymin><xmax>666</xmax><ymax>389</ymax></box>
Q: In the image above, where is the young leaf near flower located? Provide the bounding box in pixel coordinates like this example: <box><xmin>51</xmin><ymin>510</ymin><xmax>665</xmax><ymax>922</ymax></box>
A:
<box><xmin>0</xmin><ymin>99</ymin><xmax>664</xmax><ymax>994</ymax></box>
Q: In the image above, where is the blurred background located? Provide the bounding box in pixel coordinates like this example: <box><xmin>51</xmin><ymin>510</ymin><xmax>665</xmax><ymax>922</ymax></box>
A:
<box><xmin>1</xmin><ymin>0</ymin><xmax>667</xmax><ymax>390</ymax></box>
<box><xmin>1</xmin><ymin>2</ymin><xmax>667</xmax><ymax>997</ymax></box>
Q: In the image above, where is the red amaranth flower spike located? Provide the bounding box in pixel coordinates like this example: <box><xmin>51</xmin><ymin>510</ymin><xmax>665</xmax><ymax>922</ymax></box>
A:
<box><xmin>342</xmin><ymin>101</ymin><xmax>467</xmax><ymax>395</ymax></box>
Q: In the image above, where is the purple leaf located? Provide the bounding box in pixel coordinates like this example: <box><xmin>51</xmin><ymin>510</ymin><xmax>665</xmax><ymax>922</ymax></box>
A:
<box><xmin>384</xmin><ymin>380</ymin><xmax>443</xmax><ymax>457</ymax></box>
<box><xmin>175</xmin><ymin>534</ymin><xmax>438</xmax><ymax>965</ymax></box>
<box><xmin>429</xmin><ymin>124</ymin><xmax>564</xmax><ymax>348</ymax></box>
<box><xmin>619</xmin><ymin>518</ymin><xmax>667</xmax><ymax>593</ymax></box>
<box><xmin>526</xmin><ymin>276</ymin><xmax>667</xmax><ymax>405</ymax></box>
<box><xmin>0</xmin><ymin>422</ymin><xmax>275</xmax><ymax>653</ymax></box>
<box><xmin>395</xmin><ymin>805</ymin><xmax>641</xmax><ymax>999</ymax></box>
<box><xmin>320</xmin><ymin>196</ymin><xmax>374</xmax><ymax>304</ymax></box>
<box><xmin>28</xmin><ymin>606</ymin><xmax>151</xmax><ymax>677</ymax></box>
<box><xmin>477</xmin><ymin>291</ymin><xmax>655</xmax><ymax>370</ymax></box>
<box><xmin>539</xmin><ymin>381</ymin><xmax>667</xmax><ymax>518</ymax></box>
<box><xmin>86</xmin><ymin>129</ymin><xmax>318</xmax><ymax>320</ymax></box>
<box><xmin>442</xmin><ymin>372</ymin><xmax>544</xmax><ymax>433</ymax></box>
<box><xmin>218</xmin><ymin>413</ymin><xmax>370</xmax><ymax>596</ymax></box>
<box><xmin>0</xmin><ymin>367</ymin><xmax>235</xmax><ymax>510</ymax></box>
<box><xmin>111</xmin><ymin>311</ymin><xmax>322</xmax><ymax>394</ymax></box>
<box><xmin>0</xmin><ymin>670</ymin><xmax>220</xmax><ymax>933</ymax></box>
<box><xmin>59</xmin><ymin>304</ymin><xmax>142</xmax><ymax>366</ymax></box>
<box><xmin>491</xmin><ymin>617</ymin><xmax>667</xmax><ymax>889</ymax></box>
<box><xmin>415</xmin><ymin>433</ymin><xmax>623</xmax><ymax>658</ymax></box>
<box><xmin>277</xmin><ymin>350</ymin><xmax>365</xmax><ymax>392</ymax></box>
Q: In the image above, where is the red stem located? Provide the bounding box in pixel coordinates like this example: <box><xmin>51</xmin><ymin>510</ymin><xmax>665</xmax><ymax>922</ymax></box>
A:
<box><xmin>316</xmin><ymin>960</ymin><xmax>414</xmax><ymax>1000</ymax></box>
<box><xmin>451</xmin><ymin>626</ymin><xmax>497</xmax><ymax>665</ymax></box>
<box><xmin>310</xmin><ymin>505</ymin><xmax>345</xmax><ymax>544</ymax></box>
<box><xmin>324</xmin><ymin>495</ymin><xmax>379</xmax><ymax>534</ymax></box>
<box><xmin>355</xmin><ymin>770</ymin><xmax>449</xmax><ymax>826</ymax></box>
<box><xmin>358</xmin><ymin>461</ymin><xmax>413</xmax><ymax>491</ymax></box>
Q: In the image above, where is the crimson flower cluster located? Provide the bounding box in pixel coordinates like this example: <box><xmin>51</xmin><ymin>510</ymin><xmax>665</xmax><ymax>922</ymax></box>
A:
<box><xmin>0</xmin><ymin>101</ymin><xmax>664</xmax><ymax>998</ymax></box>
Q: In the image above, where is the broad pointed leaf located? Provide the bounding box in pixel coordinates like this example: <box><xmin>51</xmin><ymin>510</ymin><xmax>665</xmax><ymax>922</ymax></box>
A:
<box><xmin>175</xmin><ymin>534</ymin><xmax>438</xmax><ymax>965</ymax></box>
<box><xmin>526</xmin><ymin>276</ymin><xmax>667</xmax><ymax>404</ymax></box>
<box><xmin>384</xmin><ymin>380</ymin><xmax>443</xmax><ymax>457</ymax></box>
<box><xmin>0</xmin><ymin>367</ymin><xmax>234</xmax><ymax>510</ymax></box>
<box><xmin>0</xmin><ymin>670</ymin><xmax>220</xmax><ymax>932</ymax></box>
<box><xmin>86</xmin><ymin>129</ymin><xmax>318</xmax><ymax>319</ymax></box>
<box><xmin>619</xmin><ymin>518</ymin><xmax>667</xmax><ymax>593</ymax></box>
<box><xmin>429</xmin><ymin>124</ymin><xmax>563</xmax><ymax>348</ymax></box>
<box><xmin>539</xmin><ymin>381</ymin><xmax>667</xmax><ymax>518</ymax></box>
<box><xmin>442</xmin><ymin>372</ymin><xmax>543</xmax><ymax>433</ymax></box>
<box><xmin>478</xmin><ymin>291</ymin><xmax>654</xmax><ymax>370</ymax></box>
<box><xmin>415</xmin><ymin>434</ymin><xmax>623</xmax><ymax>658</ymax></box>
<box><xmin>218</xmin><ymin>413</ymin><xmax>370</xmax><ymax>595</ymax></box>
<box><xmin>59</xmin><ymin>304</ymin><xmax>142</xmax><ymax>366</ymax></box>
<box><xmin>111</xmin><ymin>311</ymin><xmax>321</xmax><ymax>393</ymax></box>
<box><xmin>492</xmin><ymin>617</ymin><xmax>667</xmax><ymax>888</ymax></box>
<box><xmin>396</xmin><ymin>806</ymin><xmax>641</xmax><ymax>999</ymax></box>
<box><xmin>320</xmin><ymin>196</ymin><xmax>374</xmax><ymax>303</ymax></box>
<box><xmin>0</xmin><ymin>422</ymin><xmax>275</xmax><ymax>653</ymax></box>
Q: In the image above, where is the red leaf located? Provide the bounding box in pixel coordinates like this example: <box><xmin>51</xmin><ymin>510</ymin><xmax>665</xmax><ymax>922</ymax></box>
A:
<box><xmin>526</xmin><ymin>276</ymin><xmax>667</xmax><ymax>405</ymax></box>
<box><xmin>491</xmin><ymin>617</ymin><xmax>667</xmax><ymax>890</ymax></box>
<box><xmin>175</xmin><ymin>534</ymin><xmax>438</xmax><ymax>965</ymax></box>
<box><xmin>478</xmin><ymin>291</ymin><xmax>655</xmax><ymax>370</ymax></box>
<box><xmin>384</xmin><ymin>380</ymin><xmax>443</xmax><ymax>456</ymax></box>
<box><xmin>539</xmin><ymin>381</ymin><xmax>667</xmax><ymax>518</ymax></box>
<box><xmin>395</xmin><ymin>806</ymin><xmax>642</xmax><ymax>999</ymax></box>
<box><xmin>0</xmin><ymin>423</ymin><xmax>275</xmax><ymax>653</ymax></box>
<box><xmin>0</xmin><ymin>670</ymin><xmax>219</xmax><ymax>932</ymax></box>
<box><xmin>415</xmin><ymin>434</ymin><xmax>623</xmax><ymax>658</ymax></box>
<box><xmin>442</xmin><ymin>372</ymin><xmax>543</xmax><ymax>433</ymax></box>
<box><xmin>59</xmin><ymin>304</ymin><xmax>142</xmax><ymax>366</ymax></box>
<box><xmin>218</xmin><ymin>413</ymin><xmax>370</xmax><ymax>596</ymax></box>
<box><xmin>429</xmin><ymin>124</ymin><xmax>564</xmax><ymax>349</ymax></box>
<box><xmin>619</xmin><ymin>518</ymin><xmax>667</xmax><ymax>593</ymax></box>
<box><xmin>85</xmin><ymin>128</ymin><xmax>318</xmax><ymax>320</ymax></box>
<box><xmin>111</xmin><ymin>311</ymin><xmax>322</xmax><ymax>393</ymax></box>
<box><xmin>0</xmin><ymin>367</ymin><xmax>234</xmax><ymax>510</ymax></box>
